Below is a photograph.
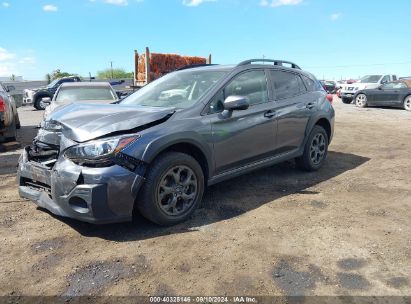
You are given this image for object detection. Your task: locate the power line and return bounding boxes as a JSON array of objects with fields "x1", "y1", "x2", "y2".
[{"x1": 306, "y1": 61, "x2": 411, "y2": 69}]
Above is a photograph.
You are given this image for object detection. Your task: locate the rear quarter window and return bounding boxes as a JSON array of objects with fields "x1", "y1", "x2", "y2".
[{"x1": 301, "y1": 75, "x2": 318, "y2": 92}]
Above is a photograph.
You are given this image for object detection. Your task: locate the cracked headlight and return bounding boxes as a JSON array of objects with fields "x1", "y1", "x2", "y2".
[{"x1": 64, "y1": 135, "x2": 140, "y2": 165}]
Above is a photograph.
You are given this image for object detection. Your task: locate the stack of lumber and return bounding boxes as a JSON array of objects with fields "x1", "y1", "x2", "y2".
[{"x1": 137, "y1": 53, "x2": 206, "y2": 82}]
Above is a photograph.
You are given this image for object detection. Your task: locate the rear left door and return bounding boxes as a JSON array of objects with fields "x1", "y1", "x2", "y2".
[{"x1": 269, "y1": 70, "x2": 314, "y2": 154}]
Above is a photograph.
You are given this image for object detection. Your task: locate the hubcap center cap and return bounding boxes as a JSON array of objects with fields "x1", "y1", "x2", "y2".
[{"x1": 174, "y1": 185, "x2": 184, "y2": 195}]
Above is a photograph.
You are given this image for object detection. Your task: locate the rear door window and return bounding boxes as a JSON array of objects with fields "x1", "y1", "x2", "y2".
[{"x1": 270, "y1": 70, "x2": 306, "y2": 100}]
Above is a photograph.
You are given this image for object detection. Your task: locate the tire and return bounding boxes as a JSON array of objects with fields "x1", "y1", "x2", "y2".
[
  {"x1": 355, "y1": 93, "x2": 367, "y2": 108},
  {"x1": 5, "y1": 118, "x2": 17, "y2": 142},
  {"x1": 136, "y1": 152, "x2": 205, "y2": 226},
  {"x1": 15, "y1": 112, "x2": 21, "y2": 129},
  {"x1": 296, "y1": 125, "x2": 329, "y2": 172},
  {"x1": 403, "y1": 95, "x2": 411, "y2": 111},
  {"x1": 342, "y1": 97, "x2": 351, "y2": 104},
  {"x1": 34, "y1": 96, "x2": 48, "y2": 110}
]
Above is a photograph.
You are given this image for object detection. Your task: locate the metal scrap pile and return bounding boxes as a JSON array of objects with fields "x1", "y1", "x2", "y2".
[{"x1": 137, "y1": 53, "x2": 206, "y2": 83}]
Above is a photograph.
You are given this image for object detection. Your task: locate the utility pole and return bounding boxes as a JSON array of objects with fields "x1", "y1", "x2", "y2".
[{"x1": 110, "y1": 61, "x2": 114, "y2": 79}]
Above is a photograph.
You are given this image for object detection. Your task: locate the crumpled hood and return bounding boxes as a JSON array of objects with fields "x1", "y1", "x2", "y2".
[
  {"x1": 44, "y1": 99, "x2": 117, "y2": 120},
  {"x1": 44, "y1": 103, "x2": 175, "y2": 142}
]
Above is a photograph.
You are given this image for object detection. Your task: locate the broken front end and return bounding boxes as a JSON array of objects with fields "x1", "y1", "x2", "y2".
[{"x1": 17, "y1": 125, "x2": 145, "y2": 224}]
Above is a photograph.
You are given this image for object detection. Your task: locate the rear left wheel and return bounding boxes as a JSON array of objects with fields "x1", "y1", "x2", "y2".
[
  {"x1": 296, "y1": 125, "x2": 329, "y2": 171},
  {"x1": 136, "y1": 152, "x2": 204, "y2": 226}
]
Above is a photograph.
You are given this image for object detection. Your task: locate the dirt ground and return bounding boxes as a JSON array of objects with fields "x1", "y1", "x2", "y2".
[{"x1": 0, "y1": 100, "x2": 410, "y2": 298}]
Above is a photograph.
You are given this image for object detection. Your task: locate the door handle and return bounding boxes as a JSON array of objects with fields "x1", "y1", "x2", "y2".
[
  {"x1": 306, "y1": 102, "x2": 315, "y2": 109},
  {"x1": 264, "y1": 110, "x2": 276, "y2": 118}
]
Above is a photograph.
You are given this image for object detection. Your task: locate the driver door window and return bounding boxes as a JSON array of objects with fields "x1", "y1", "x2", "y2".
[
  {"x1": 381, "y1": 75, "x2": 390, "y2": 84},
  {"x1": 208, "y1": 70, "x2": 268, "y2": 114}
]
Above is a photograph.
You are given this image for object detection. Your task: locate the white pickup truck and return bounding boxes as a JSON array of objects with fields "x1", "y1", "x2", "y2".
[{"x1": 340, "y1": 74, "x2": 397, "y2": 104}]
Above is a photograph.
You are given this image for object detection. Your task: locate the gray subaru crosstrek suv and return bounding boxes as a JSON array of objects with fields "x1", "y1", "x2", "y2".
[{"x1": 17, "y1": 59, "x2": 335, "y2": 225}]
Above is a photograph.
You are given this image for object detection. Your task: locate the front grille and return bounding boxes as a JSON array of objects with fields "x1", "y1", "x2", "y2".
[
  {"x1": 21, "y1": 177, "x2": 51, "y2": 194},
  {"x1": 29, "y1": 141, "x2": 59, "y2": 169}
]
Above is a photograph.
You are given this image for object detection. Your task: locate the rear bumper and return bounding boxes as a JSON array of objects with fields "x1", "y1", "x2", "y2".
[{"x1": 17, "y1": 147, "x2": 144, "y2": 224}]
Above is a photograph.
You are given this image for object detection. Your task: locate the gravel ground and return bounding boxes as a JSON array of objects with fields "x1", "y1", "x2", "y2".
[{"x1": 0, "y1": 100, "x2": 410, "y2": 297}]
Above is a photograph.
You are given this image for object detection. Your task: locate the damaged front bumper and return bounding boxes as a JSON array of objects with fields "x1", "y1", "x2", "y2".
[{"x1": 17, "y1": 146, "x2": 145, "y2": 224}]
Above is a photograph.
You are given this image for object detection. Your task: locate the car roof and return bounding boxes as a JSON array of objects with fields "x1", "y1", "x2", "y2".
[
  {"x1": 59, "y1": 82, "x2": 113, "y2": 88},
  {"x1": 181, "y1": 63, "x2": 314, "y2": 79}
]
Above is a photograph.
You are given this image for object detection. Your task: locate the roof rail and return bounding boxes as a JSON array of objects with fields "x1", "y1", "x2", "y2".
[
  {"x1": 237, "y1": 59, "x2": 301, "y2": 70},
  {"x1": 176, "y1": 64, "x2": 218, "y2": 71}
]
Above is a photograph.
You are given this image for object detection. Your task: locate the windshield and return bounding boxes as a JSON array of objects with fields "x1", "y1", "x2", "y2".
[
  {"x1": 121, "y1": 69, "x2": 228, "y2": 108},
  {"x1": 47, "y1": 79, "x2": 59, "y2": 88},
  {"x1": 359, "y1": 75, "x2": 382, "y2": 83},
  {"x1": 55, "y1": 87, "x2": 117, "y2": 102}
]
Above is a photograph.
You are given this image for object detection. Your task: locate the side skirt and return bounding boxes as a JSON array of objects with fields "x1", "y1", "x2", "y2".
[{"x1": 208, "y1": 149, "x2": 302, "y2": 186}]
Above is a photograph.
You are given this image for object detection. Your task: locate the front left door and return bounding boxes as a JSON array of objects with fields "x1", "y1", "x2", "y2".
[
  {"x1": 374, "y1": 82, "x2": 406, "y2": 105},
  {"x1": 208, "y1": 70, "x2": 277, "y2": 174}
]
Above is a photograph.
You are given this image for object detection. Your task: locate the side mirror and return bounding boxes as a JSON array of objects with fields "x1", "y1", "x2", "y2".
[
  {"x1": 42, "y1": 97, "x2": 52, "y2": 104},
  {"x1": 224, "y1": 95, "x2": 249, "y2": 110},
  {"x1": 221, "y1": 95, "x2": 249, "y2": 118}
]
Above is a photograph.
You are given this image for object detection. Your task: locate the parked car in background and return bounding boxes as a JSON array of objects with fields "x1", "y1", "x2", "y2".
[
  {"x1": 353, "y1": 80, "x2": 411, "y2": 111},
  {"x1": 24, "y1": 76, "x2": 81, "y2": 110},
  {"x1": 340, "y1": 74, "x2": 397, "y2": 104},
  {"x1": 336, "y1": 88, "x2": 341, "y2": 98},
  {"x1": 18, "y1": 59, "x2": 334, "y2": 225},
  {"x1": 320, "y1": 80, "x2": 338, "y2": 94},
  {"x1": 42, "y1": 82, "x2": 119, "y2": 119},
  {"x1": 0, "y1": 83, "x2": 20, "y2": 142}
]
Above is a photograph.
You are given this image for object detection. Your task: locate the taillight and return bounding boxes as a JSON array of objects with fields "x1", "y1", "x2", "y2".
[
  {"x1": 0, "y1": 96, "x2": 6, "y2": 112},
  {"x1": 326, "y1": 94, "x2": 333, "y2": 103}
]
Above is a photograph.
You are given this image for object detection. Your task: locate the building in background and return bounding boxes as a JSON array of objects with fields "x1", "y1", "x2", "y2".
[{"x1": 0, "y1": 76, "x2": 23, "y2": 82}]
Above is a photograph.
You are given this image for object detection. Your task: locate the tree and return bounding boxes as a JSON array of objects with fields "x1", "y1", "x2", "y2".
[
  {"x1": 10, "y1": 74, "x2": 16, "y2": 81},
  {"x1": 46, "y1": 69, "x2": 77, "y2": 81},
  {"x1": 96, "y1": 68, "x2": 133, "y2": 79}
]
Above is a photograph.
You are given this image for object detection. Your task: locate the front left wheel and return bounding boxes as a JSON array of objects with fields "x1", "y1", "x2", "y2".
[
  {"x1": 34, "y1": 97, "x2": 48, "y2": 110},
  {"x1": 355, "y1": 94, "x2": 368, "y2": 108},
  {"x1": 136, "y1": 152, "x2": 204, "y2": 226}
]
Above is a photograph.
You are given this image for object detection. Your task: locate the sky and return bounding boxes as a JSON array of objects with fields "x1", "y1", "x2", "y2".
[{"x1": 1, "y1": 0, "x2": 411, "y2": 80}]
